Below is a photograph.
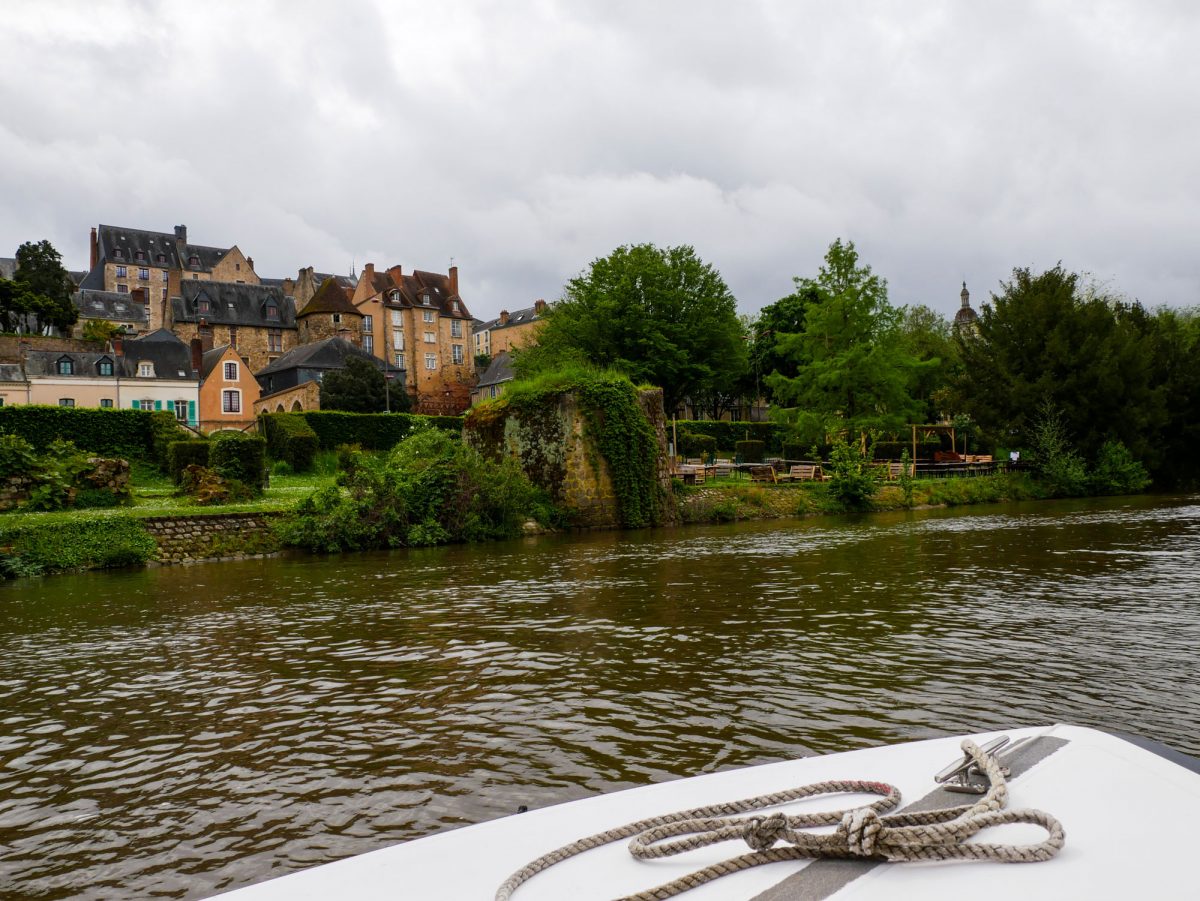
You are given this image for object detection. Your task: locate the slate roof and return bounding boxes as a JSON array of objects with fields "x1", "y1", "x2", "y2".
[
  {"x1": 255, "y1": 337, "x2": 401, "y2": 378},
  {"x1": 121, "y1": 329, "x2": 197, "y2": 380},
  {"x1": 200, "y1": 344, "x2": 234, "y2": 380},
  {"x1": 97, "y1": 224, "x2": 181, "y2": 268},
  {"x1": 174, "y1": 281, "x2": 296, "y2": 328},
  {"x1": 297, "y1": 278, "x2": 360, "y2": 317},
  {"x1": 475, "y1": 351, "x2": 514, "y2": 389},
  {"x1": 78, "y1": 266, "x2": 106, "y2": 290},
  {"x1": 475, "y1": 302, "x2": 546, "y2": 332},
  {"x1": 24, "y1": 350, "x2": 121, "y2": 379},
  {"x1": 368, "y1": 269, "x2": 473, "y2": 320},
  {"x1": 0, "y1": 363, "x2": 28, "y2": 383},
  {"x1": 74, "y1": 290, "x2": 151, "y2": 325}
]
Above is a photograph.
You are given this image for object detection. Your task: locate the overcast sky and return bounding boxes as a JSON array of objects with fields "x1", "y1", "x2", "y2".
[{"x1": 2, "y1": 1, "x2": 1198, "y2": 321}]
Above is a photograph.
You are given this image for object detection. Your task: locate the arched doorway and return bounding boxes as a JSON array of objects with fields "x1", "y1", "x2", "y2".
[{"x1": 291, "y1": 400, "x2": 303, "y2": 412}]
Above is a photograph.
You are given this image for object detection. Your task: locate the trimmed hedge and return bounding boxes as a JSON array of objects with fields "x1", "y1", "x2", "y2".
[
  {"x1": 735, "y1": 440, "x2": 765, "y2": 463},
  {"x1": 675, "y1": 420, "x2": 786, "y2": 452},
  {"x1": 297, "y1": 411, "x2": 463, "y2": 450},
  {"x1": 167, "y1": 440, "x2": 211, "y2": 483},
  {"x1": 678, "y1": 432, "x2": 717, "y2": 458},
  {"x1": 210, "y1": 433, "x2": 267, "y2": 489},
  {"x1": 260, "y1": 413, "x2": 318, "y2": 472},
  {"x1": 0, "y1": 516, "x2": 157, "y2": 578},
  {"x1": 0, "y1": 405, "x2": 157, "y2": 459}
]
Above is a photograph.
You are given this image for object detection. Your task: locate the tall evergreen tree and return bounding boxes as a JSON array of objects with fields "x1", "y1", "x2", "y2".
[{"x1": 12, "y1": 240, "x2": 78, "y2": 332}]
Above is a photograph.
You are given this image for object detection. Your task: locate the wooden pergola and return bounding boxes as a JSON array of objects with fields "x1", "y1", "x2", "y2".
[{"x1": 911, "y1": 423, "x2": 957, "y2": 461}]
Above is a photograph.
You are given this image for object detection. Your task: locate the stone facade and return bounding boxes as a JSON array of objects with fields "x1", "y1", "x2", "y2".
[
  {"x1": 253, "y1": 379, "x2": 320, "y2": 414},
  {"x1": 466, "y1": 387, "x2": 675, "y2": 529},
  {"x1": 140, "y1": 512, "x2": 281, "y2": 565}
]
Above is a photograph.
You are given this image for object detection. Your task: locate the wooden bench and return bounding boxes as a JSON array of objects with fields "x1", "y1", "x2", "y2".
[
  {"x1": 748, "y1": 465, "x2": 776, "y2": 484},
  {"x1": 787, "y1": 464, "x2": 823, "y2": 481}
]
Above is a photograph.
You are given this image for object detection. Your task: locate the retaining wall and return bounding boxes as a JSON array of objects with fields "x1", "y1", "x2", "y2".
[{"x1": 140, "y1": 512, "x2": 281, "y2": 564}]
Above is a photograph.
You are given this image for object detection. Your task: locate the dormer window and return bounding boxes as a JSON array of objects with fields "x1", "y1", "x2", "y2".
[
  {"x1": 97, "y1": 357, "x2": 114, "y2": 376},
  {"x1": 423, "y1": 293, "x2": 431, "y2": 305},
  {"x1": 266, "y1": 303, "x2": 279, "y2": 320},
  {"x1": 189, "y1": 255, "x2": 200, "y2": 267},
  {"x1": 135, "y1": 250, "x2": 146, "y2": 261},
  {"x1": 452, "y1": 301, "x2": 460, "y2": 312},
  {"x1": 156, "y1": 253, "x2": 167, "y2": 263},
  {"x1": 113, "y1": 248, "x2": 124, "y2": 260},
  {"x1": 138, "y1": 362, "x2": 155, "y2": 377},
  {"x1": 197, "y1": 295, "x2": 211, "y2": 314},
  {"x1": 390, "y1": 290, "x2": 401, "y2": 302},
  {"x1": 56, "y1": 356, "x2": 74, "y2": 375}
]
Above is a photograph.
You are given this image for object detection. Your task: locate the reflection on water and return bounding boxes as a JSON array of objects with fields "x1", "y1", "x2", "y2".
[{"x1": 1, "y1": 494, "x2": 1198, "y2": 898}]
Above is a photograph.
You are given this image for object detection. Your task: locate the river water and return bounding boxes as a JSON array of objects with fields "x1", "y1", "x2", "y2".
[{"x1": 1, "y1": 494, "x2": 1198, "y2": 898}]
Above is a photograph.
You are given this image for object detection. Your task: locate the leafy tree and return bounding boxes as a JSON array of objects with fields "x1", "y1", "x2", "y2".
[
  {"x1": 10, "y1": 240, "x2": 78, "y2": 333},
  {"x1": 954, "y1": 266, "x2": 1161, "y2": 462},
  {"x1": 516, "y1": 244, "x2": 747, "y2": 415},
  {"x1": 767, "y1": 239, "x2": 927, "y2": 436},
  {"x1": 82, "y1": 319, "x2": 124, "y2": 343},
  {"x1": 319, "y1": 356, "x2": 409, "y2": 413},
  {"x1": 898, "y1": 304, "x2": 957, "y2": 422},
  {"x1": 1141, "y1": 306, "x2": 1200, "y2": 488},
  {"x1": 1028, "y1": 401, "x2": 1089, "y2": 497},
  {"x1": 749, "y1": 284, "x2": 821, "y2": 402},
  {"x1": 474, "y1": 352, "x2": 492, "y2": 371}
]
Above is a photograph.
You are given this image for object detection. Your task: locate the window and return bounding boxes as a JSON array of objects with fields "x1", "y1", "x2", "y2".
[
  {"x1": 56, "y1": 357, "x2": 74, "y2": 375},
  {"x1": 363, "y1": 334, "x2": 374, "y2": 353},
  {"x1": 189, "y1": 254, "x2": 200, "y2": 267},
  {"x1": 235, "y1": 262, "x2": 240, "y2": 271},
  {"x1": 139, "y1": 398, "x2": 154, "y2": 410},
  {"x1": 58, "y1": 398, "x2": 75, "y2": 407},
  {"x1": 224, "y1": 361, "x2": 239, "y2": 380},
  {"x1": 268, "y1": 329, "x2": 282, "y2": 352},
  {"x1": 100, "y1": 398, "x2": 113, "y2": 409},
  {"x1": 489, "y1": 385, "x2": 498, "y2": 399},
  {"x1": 228, "y1": 326, "x2": 238, "y2": 349},
  {"x1": 113, "y1": 249, "x2": 124, "y2": 260},
  {"x1": 117, "y1": 284, "x2": 128, "y2": 294},
  {"x1": 138, "y1": 362, "x2": 154, "y2": 377},
  {"x1": 363, "y1": 315, "x2": 373, "y2": 331},
  {"x1": 423, "y1": 310, "x2": 434, "y2": 323},
  {"x1": 450, "y1": 319, "x2": 462, "y2": 338},
  {"x1": 332, "y1": 313, "x2": 342, "y2": 324},
  {"x1": 424, "y1": 331, "x2": 435, "y2": 343},
  {"x1": 138, "y1": 268, "x2": 149, "y2": 280},
  {"x1": 115, "y1": 265, "x2": 127, "y2": 277},
  {"x1": 395, "y1": 354, "x2": 406, "y2": 369},
  {"x1": 222, "y1": 390, "x2": 241, "y2": 413},
  {"x1": 162, "y1": 288, "x2": 167, "y2": 301},
  {"x1": 198, "y1": 297, "x2": 210, "y2": 313},
  {"x1": 424, "y1": 353, "x2": 437, "y2": 370},
  {"x1": 452, "y1": 301, "x2": 460, "y2": 313},
  {"x1": 156, "y1": 253, "x2": 166, "y2": 263},
  {"x1": 390, "y1": 310, "x2": 401, "y2": 327},
  {"x1": 266, "y1": 304, "x2": 279, "y2": 320},
  {"x1": 97, "y1": 358, "x2": 113, "y2": 376},
  {"x1": 452, "y1": 344, "x2": 464, "y2": 365},
  {"x1": 392, "y1": 330, "x2": 403, "y2": 350},
  {"x1": 422, "y1": 293, "x2": 431, "y2": 305},
  {"x1": 135, "y1": 250, "x2": 146, "y2": 261},
  {"x1": 174, "y1": 400, "x2": 188, "y2": 421}
]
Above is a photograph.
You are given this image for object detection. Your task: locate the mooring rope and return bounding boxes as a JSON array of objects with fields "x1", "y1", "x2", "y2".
[{"x1": 495, "y1": 739, "x2": 1064, "y2": 901}]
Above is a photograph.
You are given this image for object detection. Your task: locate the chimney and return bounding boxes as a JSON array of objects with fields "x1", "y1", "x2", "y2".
[
  {"x1": 499, "y1": 309, "x2": 509, "y2": 326},
  {"x1": 174, "y1": 224, "x2": 187, "y2": 244},
  {"x1": 387, "y1": 264, "x2": 403, "y2": 285},
  {"x1": 534, "y1": 298, "x2": 546, "y2": 315},
  {"x1": 363, "y1": 262, "x2": 375, "y2": 286},
  {"x1": 90, "y1": 227, "x2": 99, "y2": 269},
  {"x1": 190, "y1": 337, "x2": 203, "y2": 373},
  {"x1": 449, "y1": 264, "x2": 459, "y2": 295},
  {"x1": 199, "y1": 318, "x2": 213, "y2": 352},
  {"x1": 113, "y1": 336, "x2": 123, "y2": 357},
  {"x1": 247, "y1": 256, "x2": 254, "y2": 271}
]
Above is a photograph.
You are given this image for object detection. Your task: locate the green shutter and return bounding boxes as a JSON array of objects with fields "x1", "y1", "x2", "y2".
[
  {"x1": 154, "y1": 400, "x2": 162, "y2": 411},
  {"x1": 188, "y1": 400, "x2": 196, "y2": 426},
  {"x1": 132, "y1": 400, "x2": 140, "y2": 410}
]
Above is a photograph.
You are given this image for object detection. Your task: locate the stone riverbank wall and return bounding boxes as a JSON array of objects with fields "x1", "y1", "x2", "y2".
[{"x1": 140, "y1": 512, "x2": 282, "y2": 565}]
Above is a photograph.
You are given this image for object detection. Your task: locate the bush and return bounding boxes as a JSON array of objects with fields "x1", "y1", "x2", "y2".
[
  {"x1": 278, "y1": 428, "x2": 557, "y2": 552},
  {"x1": 827, "y1": 437, "x2": 881, "y2": 509},
  {"x1": 1030, "y1": 402, "x2": 1088, "y2": 497},
  {"x1": 0, "y1": 516, "x2": 156, "y2": 578},
  {"x1": 167, "y1": 440, "x2": 211, "y2": 483},
  {"x1": 735, "y1": 440, "x2": 765, "y2": 463},
  {"x1": 297, "y1": 411, "x2": 463, "y2": 451},
  {"x1": 261, "y1": 413, "x2": 318, "y2": 472},
  {"x1": 149, "y1": 411, "x2": 189, "y2": 471},
  {"x1": 1090, "y1": 440, "x2": 1151, "y2": 495},
  {"x1": 678, "y1": 432, "x2": 717, "y2": 459},
  {"x1": 675, "y1": 420, "x2": 785, "y2": 452},
  {"x1": 0, "y1": 405, "x2": 157, "y2": 459},
  {"x1": 209, "y1": 433, "x2": 267, "y2": 492},
  {"x1": 177, "y1": 464, "x2": 255, "y2": 506}
]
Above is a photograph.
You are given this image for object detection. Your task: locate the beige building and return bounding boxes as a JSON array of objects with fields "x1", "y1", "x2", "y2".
[
  {"x1": 473, "y1": 300, "x2": 548, "y2": 359},
  {"x1": 350, "y1": 263, "x2": 475, "y2": 414}
]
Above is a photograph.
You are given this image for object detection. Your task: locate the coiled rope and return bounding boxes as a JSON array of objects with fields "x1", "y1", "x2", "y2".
[{"x1": 495, "y1": 739, "x2": 1064, "y2": 901}]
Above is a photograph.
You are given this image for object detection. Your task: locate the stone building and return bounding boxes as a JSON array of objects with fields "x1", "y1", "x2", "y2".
[
  {"x1": 253, "y1": 336, "x2": 403, "y2": 413},
  {"x1": 80, "y1": 224, "x2": 261, "y2": 332},
  {"x1": 263, "y1": 267, "x2": 357, "y2": 313},
  {"x1": 349, "y1": 263, "x2": 475, "y2": 414},
  {"x1": 473, "y1": 299, "x2": 548, "y2": 359},
  {"x1": 72, "y1": 289, "x2": 151, "y2": 338},
  {"x1": 296, "y1": 277, "x2": 363, "y2": 346},
  {"x1": 170, "y1": 281, "x2": 297, "y2": 373},
  {"x1": 954, "y1": 282, "x2": 979, "y2": 334}
]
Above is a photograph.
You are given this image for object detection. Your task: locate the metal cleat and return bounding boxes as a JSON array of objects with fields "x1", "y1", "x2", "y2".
[{"x1": 934, "y1": 735, "x2": 1012, "y2": 794}]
